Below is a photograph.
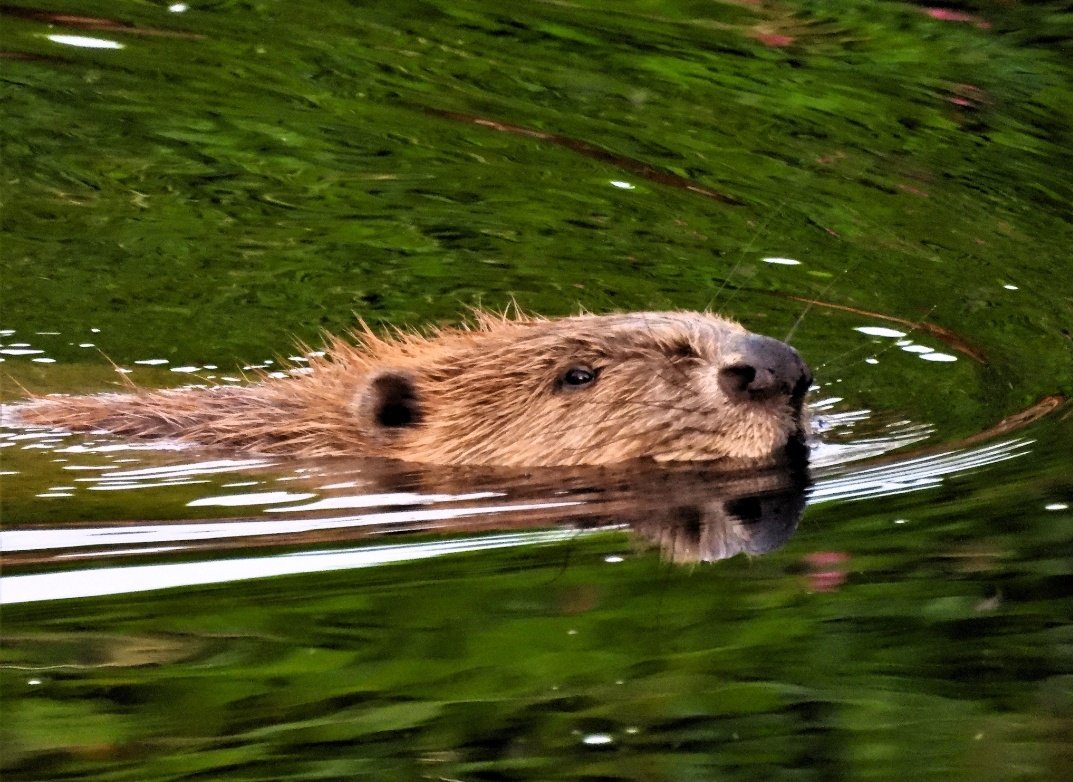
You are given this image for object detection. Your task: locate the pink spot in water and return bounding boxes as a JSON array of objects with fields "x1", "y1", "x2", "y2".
[
  {"x1": 897, "y1": 182, "x2": 929, "y2": 198},
  {"x1": 947, "y1": 82, "x2": 988, "y2": 109},
  {"x1": 816, "y1": 151, "x2": 847, "y2": 166},
  {"x1": 922, "y1": 7, "x2": 990, "y2": 29},
  {"x1": 809, "y1": 571, "x2": 847, "y2": 592},
  {"x1": 804, "y1": 551, "x2": 850, "y2": 592},
  {"x1": 805, "y1": 551, "x2": 849, "y2": 567},
  {"x1": 752, "y1": 32, "x2": 795, "y2": 48}
]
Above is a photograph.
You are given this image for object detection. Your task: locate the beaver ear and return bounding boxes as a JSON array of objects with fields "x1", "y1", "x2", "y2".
[{"x1": 355, "y1": 369, "x2": 423, "y2": 432}]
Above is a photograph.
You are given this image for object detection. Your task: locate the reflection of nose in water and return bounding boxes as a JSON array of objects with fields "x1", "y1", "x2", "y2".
[
  {"x1": 622, "y1": 465, "x2": 809, "y2": 564},
  {"x1": 362, "y1": 456, "x2": 812, "y2": 565}
]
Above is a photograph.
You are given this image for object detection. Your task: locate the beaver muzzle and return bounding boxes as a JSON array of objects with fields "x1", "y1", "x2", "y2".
[{"x1": 717, "y1": 334, "x2": 812, "y2": 407}]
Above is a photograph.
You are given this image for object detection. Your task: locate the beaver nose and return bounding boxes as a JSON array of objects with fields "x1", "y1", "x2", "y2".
[{"x1": 718, "y1": 335, "x2": 812, "y2": 403}]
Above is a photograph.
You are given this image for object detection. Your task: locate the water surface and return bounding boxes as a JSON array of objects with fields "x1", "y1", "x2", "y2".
[{"x1": 1, "y1": 1, "x2": 1072, "y2": 779}]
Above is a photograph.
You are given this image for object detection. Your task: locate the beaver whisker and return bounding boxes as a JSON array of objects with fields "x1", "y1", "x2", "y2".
[
  {"x1": 814, "y1": 304, "x2": 938, "y2": 373},
  {"x1": 707, "y1": 200, "x2": 790, "y2": 314},
  {"x1": 782, "y1": 261, "x2": 858, "y2": 346}
]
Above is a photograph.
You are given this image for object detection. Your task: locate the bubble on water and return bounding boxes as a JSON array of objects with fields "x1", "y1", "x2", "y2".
[{"x1": 919, "y1": 352, "x2": 957, "y2": 362}]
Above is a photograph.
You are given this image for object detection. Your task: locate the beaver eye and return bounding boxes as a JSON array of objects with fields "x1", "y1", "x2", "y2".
[{"x1": 562, "y1": 367, "x2": 597, "y2": 388}]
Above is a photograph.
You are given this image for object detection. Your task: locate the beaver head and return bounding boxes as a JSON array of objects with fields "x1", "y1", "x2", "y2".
[
  {"x1": 347, "y1": 311, "x2": 811, "y2": 466},
  {"x1": 12, "y1": 311, "x2": 811, "y2": 467}
]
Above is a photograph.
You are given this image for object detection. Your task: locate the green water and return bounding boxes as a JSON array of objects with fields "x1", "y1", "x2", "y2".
[{"x1": 2, "y1": 1, "x2": 1072, "y2": 779}]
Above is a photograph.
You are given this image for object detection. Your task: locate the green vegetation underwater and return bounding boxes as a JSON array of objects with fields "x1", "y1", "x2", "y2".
[{"x1": 1, "y1": 1, "x2": 1072, "y2": 780}]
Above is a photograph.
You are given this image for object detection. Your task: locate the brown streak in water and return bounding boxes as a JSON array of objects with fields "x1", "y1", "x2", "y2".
[
  {"x1": 751, "y1": 293, "x2": 1067, "y2": 459},
  {"x1": 768, "y1": 292, "x2": 988, "y2": 363},
  {"x1": 0, "y1": 50, "x2": 70, "y2": 62},
  {"x1": 0, "y1": 4, "x2": 206, "y2": 39},
  {"x1": 424, "y1": 107, "x2": 744, "y2": 206},
  {"x1": 826, "y1": 393, "x2": 1069, "y2": 472},
  {"x1": 956, "y1": 394, "x2": 1068, "y2": 447}
]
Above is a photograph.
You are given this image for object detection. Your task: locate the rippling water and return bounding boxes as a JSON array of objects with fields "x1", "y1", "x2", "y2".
[{"x1": 2, "y1": 1, "x2": 1072, "y2": 780}]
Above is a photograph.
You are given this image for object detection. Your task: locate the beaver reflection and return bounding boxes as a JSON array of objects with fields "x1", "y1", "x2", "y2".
[
  {"x1": 573, "y1": 462, "x2": 809, "y2": 564},
  {"x1": 626, "y1": 477, "x2": 807, "y2": 564},
  {"x1": 349, "y1": 456, "x2": 810, "y2": 565}
]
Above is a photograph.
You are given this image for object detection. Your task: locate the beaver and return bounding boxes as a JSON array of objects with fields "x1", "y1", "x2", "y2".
[{"x1": 9, "y1": 311, "x2": 812, "y2": 467}]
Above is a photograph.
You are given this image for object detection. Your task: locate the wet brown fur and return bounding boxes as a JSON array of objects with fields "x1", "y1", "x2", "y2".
[{"x1": 9, "y1": 310, "x2": 809, "y2": 467}]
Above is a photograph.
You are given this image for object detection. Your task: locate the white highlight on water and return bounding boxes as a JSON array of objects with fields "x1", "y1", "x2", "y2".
[
  {"x1": 187, "y1": 491, "x2": 316, "y2": 507},
  {"x1": 854, "y1": 326, "x2": 906, "y2": 338},
  {"x1": 0, "y1": 528, "x2": 607, "y2": 604},
  {"x1": 47, "y1": 35, "x2": 124, "y2": 49}
]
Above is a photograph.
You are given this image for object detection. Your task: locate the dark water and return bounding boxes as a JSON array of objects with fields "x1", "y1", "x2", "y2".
[{"x1": 2, "y1": 1, "x2": 1072, "y2": 779}]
